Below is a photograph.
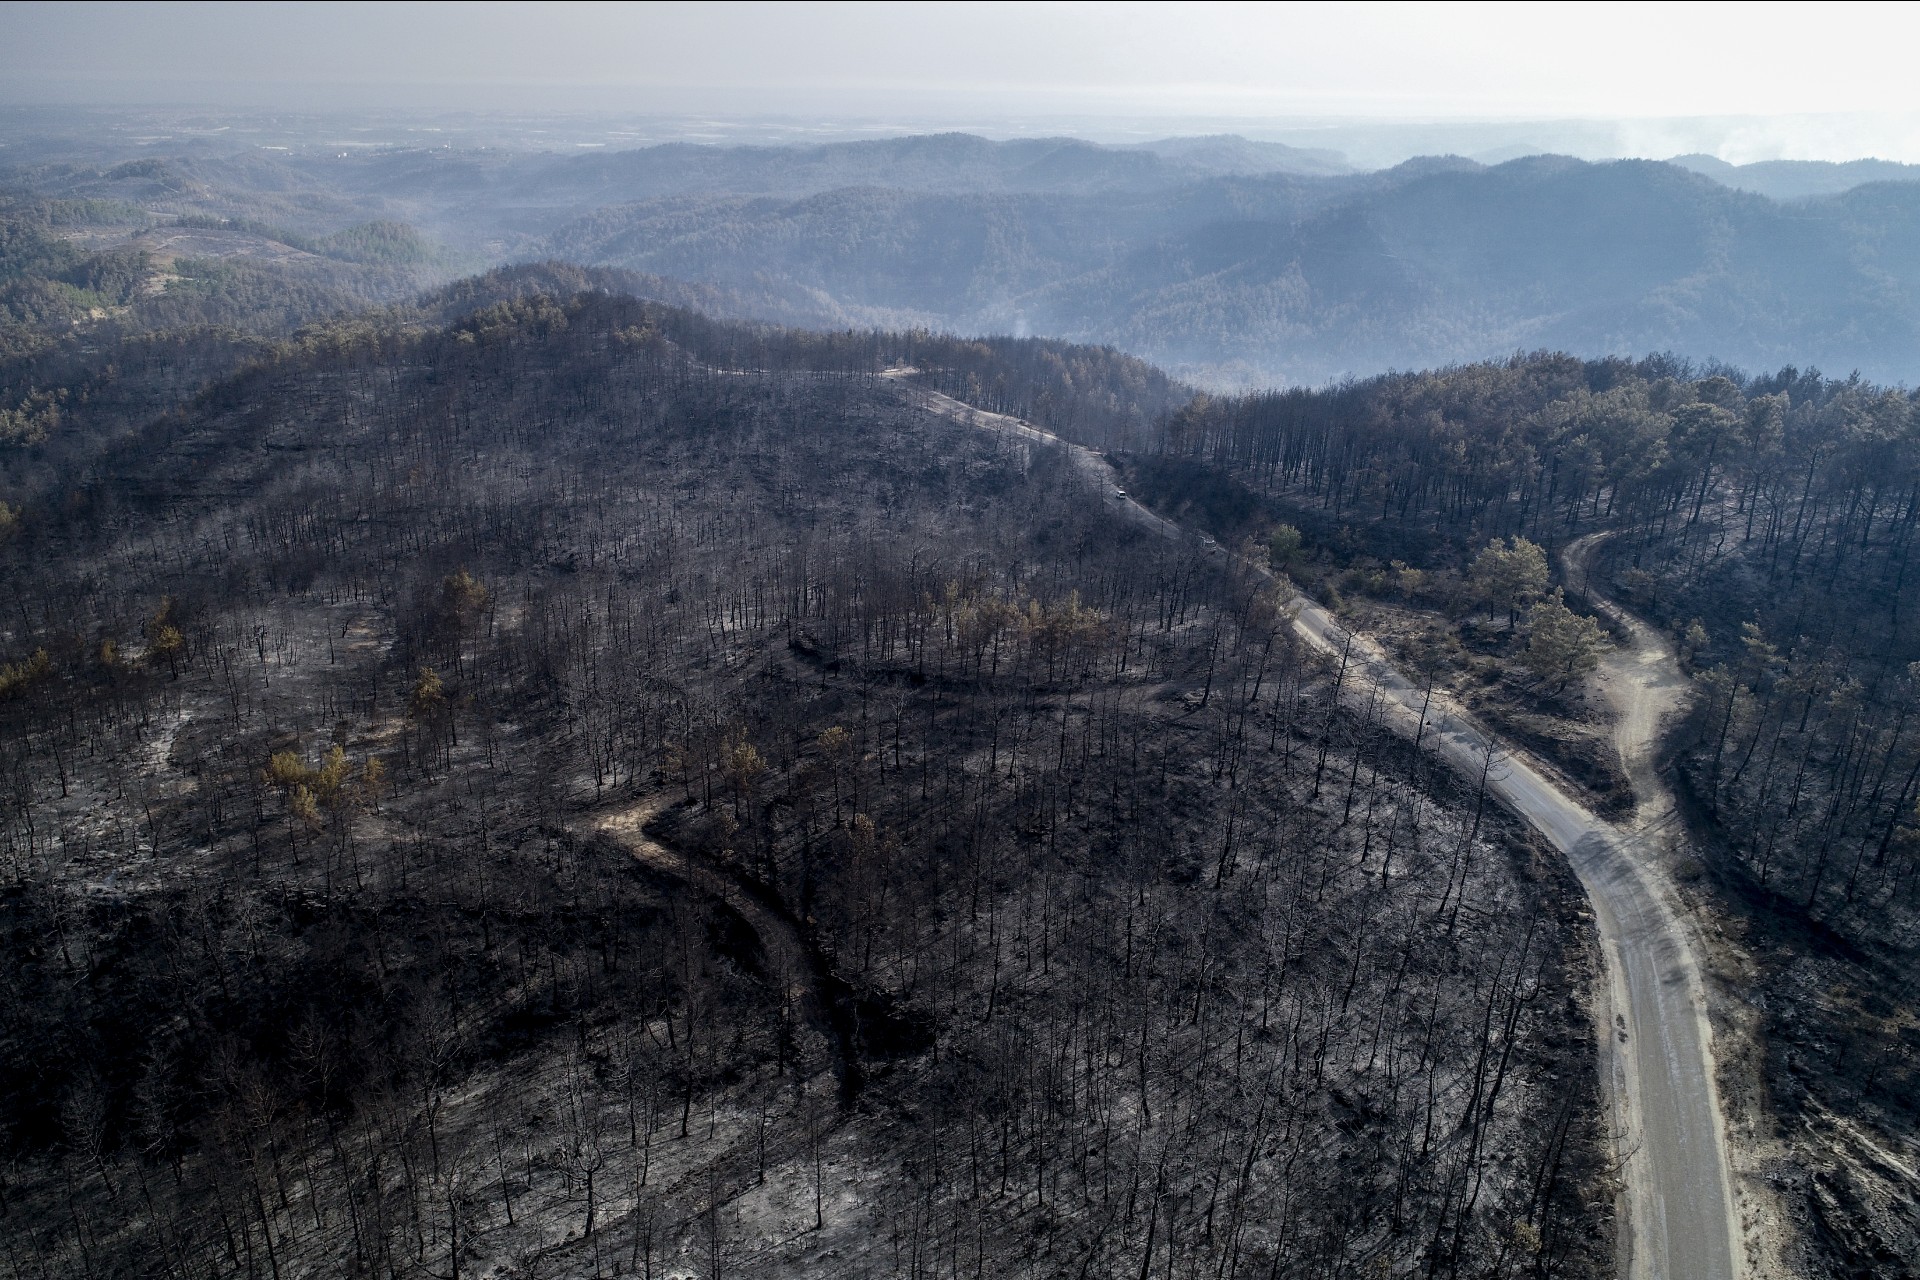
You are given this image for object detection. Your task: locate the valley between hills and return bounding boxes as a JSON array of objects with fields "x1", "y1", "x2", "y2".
[{"x1": 5, "y1": 115, "x2": 1920, "y2": 1280}]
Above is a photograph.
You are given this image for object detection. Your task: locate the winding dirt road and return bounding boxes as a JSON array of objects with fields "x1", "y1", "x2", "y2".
[
  {"x1": 894, "y1": 376, "x2": 1742, "y2": 1280},
  {"x1": 1561, "y1": 533, "x2": 1744, "y2": 1279},
  {"x1": 583, "y1": 798, "x2": 864, "y2": 1103}
]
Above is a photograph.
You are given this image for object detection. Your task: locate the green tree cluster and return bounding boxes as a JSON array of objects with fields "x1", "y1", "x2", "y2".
[
  {"x1": 1520, "y1": 590, "x2": 1610, "y2": 689},
  {"x1": 1267, "y1": 523, "x2": 1303, "y2": 571},
  {"x1": 1470, "y1": 537, "x2": 1548, "y2": 628}
]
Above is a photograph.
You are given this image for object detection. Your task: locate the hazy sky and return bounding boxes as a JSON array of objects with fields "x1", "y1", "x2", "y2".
[{"x1": 6, "y1": 2, "x2": 1920, "y2": 157}]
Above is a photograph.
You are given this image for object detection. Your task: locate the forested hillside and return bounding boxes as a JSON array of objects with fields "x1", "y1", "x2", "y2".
[
  {"x1": 11, "y1": 120, "x2": 1920, "y2": 388},
  {"x1": 1671, "y1": 154, "x2": 1920, "y2": 201},
  {"x1": 0, "y1": 191, "x2": 455, "y2": 348},
  {"x1": 1156, "y1": 355, "x2": 1920, "y2": 1275},
  {"x1": 0, "y1": 286, "x2": 1608, "y2": 1278},
  {"x1": 0, "y1": 187, "x2": 486, "y2": 530},
  {"x1": 539, "y1": 155, "x2": 1920, "y2": 387},
  {"x1": 8, "y1": 105, "x2": 1920, "y2": 1279}
]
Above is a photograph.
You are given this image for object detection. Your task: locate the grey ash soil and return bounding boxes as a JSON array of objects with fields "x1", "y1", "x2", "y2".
[
  {"x1": 0, "y1": 311, "x2": 1614, "y2": 1280},
  {"x1": 933, "y1": 388, "x2": 1741, "y2": 1280}
]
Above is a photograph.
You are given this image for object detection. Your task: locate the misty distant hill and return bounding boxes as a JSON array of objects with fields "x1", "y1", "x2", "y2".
[
  {"x1": 1669, "y1": 153, "x2": 1920, "y2": 201},
  {"x1": 1122, "y1": 134, "x2": 1351, "y2": 177},
  {"x1": 305, "y1": 131, "x2": 1355, "y2": 219},
  {"x1": 13, "y1": 126, "x2": 1920, "y2": 386},
  {"x1": 542, "y1": 153, "x2": 1920, "y2": 386}
]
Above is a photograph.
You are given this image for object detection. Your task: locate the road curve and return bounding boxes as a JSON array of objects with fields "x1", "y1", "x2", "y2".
[
  {"x1": 582, "y1": 798, "x2": 866, "y2": 1104},
  {"x1": 894, "y1": 375, "x2": 1741, "y2": 1280}
]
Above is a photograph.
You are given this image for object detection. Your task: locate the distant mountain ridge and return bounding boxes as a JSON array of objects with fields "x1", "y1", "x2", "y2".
[
  {"x1": 197, "y1": 131, "x2": 1357, "y2": 220},
  {"x1": 12, "y1": 129, "x2": 1920, "y2": 387},
  {"x1": 540, "y1": 153, "x2": 1920, "y2": 387},
  {"x1": 1668, "y1": 153, "x2": 1920, "y2": 201}
]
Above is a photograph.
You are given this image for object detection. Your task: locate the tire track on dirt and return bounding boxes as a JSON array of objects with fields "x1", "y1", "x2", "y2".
[{"x1": 581, "y1": 798, "x2": 866, "y2": 1105}]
